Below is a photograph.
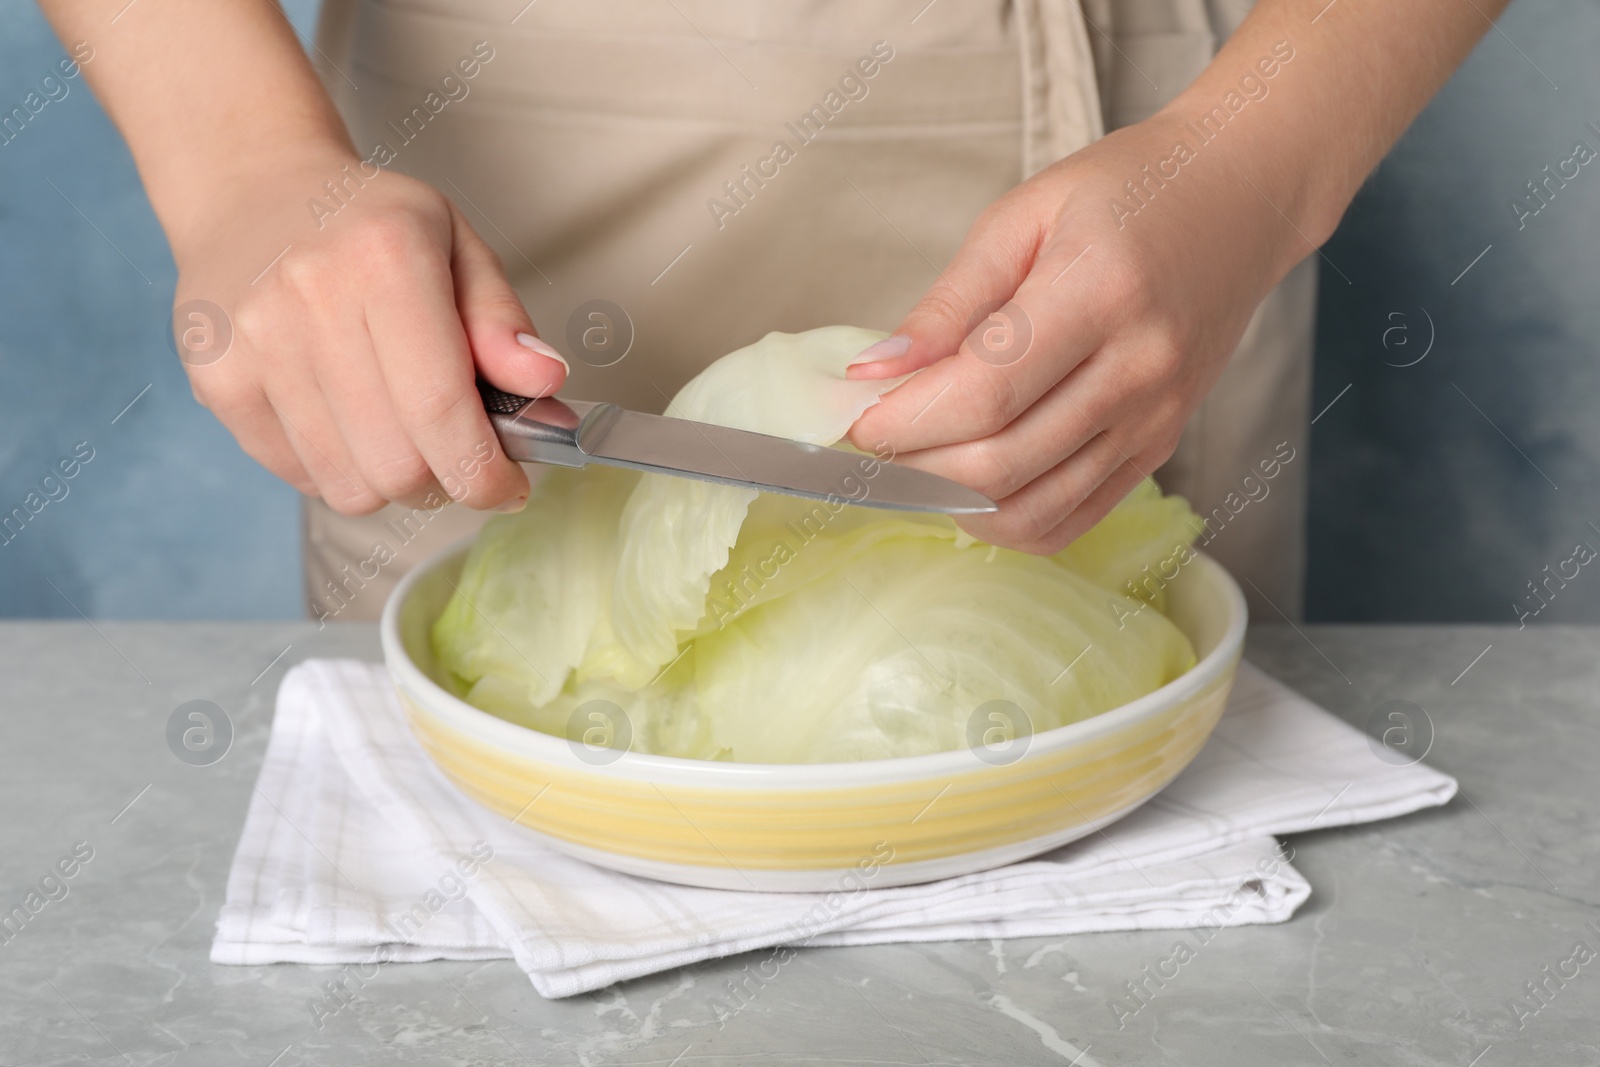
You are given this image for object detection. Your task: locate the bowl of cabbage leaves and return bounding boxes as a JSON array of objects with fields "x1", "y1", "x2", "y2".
[{"x1": 381, "y1": 327, "x2": 1247, "y2": 890}]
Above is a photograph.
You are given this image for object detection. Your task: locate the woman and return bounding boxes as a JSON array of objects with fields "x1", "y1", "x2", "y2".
[{"x1": 38, "y1": 0, "x2": 1505, "y2": 622}]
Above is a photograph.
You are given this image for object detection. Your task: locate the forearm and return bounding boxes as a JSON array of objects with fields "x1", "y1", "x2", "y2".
[
  {"x1": 1162, "y1": 0, "x2": 1510, "y2": 253},
  {"x1": 35, "y1": 0, "x2": 355, "y2": 253}
]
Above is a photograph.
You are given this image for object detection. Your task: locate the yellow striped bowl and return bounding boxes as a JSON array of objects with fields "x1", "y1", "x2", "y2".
[{"x1": 381, "y1": 543, "x2": 1246, "y2": 891}]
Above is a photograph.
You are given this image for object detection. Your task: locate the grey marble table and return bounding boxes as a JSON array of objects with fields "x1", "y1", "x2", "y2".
[{"x1": 0, "y1": 621, "x2": 1595, "y2": 1066}]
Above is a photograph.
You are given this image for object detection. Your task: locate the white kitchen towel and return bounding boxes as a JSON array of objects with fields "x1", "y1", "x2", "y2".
[{"x1": 213, "y1": 659, "x2": 1457, "y2": 998}]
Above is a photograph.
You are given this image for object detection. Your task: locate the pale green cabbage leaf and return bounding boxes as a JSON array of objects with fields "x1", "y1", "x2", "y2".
[{"x1": 430, "y1": 325, "x2": 1201, "y2": 763}]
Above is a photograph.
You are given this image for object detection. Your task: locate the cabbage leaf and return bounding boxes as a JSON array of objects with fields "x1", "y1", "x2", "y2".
[{"x1": 430, "y1": 326, "x2": 1201, "y2": 763}]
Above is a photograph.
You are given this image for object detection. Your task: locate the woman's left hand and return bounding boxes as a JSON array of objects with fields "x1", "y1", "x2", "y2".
[{"x1": 846, "y1": 110, "x2": 1311, "y2": 553}]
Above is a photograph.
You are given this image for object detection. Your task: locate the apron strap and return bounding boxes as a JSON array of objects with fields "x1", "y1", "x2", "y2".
[
  {"x1": 312, "y1": 0, "x2": 361, "y2": 113},
  {"x1": 1020, "y1": 0, "x2": 1235, "y2": 172},
  {"x1": 1016, "y1": 0, "x2": 1106, "y2": 177}
]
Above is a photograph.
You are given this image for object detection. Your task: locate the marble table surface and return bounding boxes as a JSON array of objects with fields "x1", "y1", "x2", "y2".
[{"x1": 0, "y1": 621, "x2": 1595, "y2": 1066}]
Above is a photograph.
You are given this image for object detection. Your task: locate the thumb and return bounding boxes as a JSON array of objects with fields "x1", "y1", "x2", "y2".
[
  {"x1": 449, "y1": 204, "x2": 569, "y2": 398},
  {"x1": 846, "y1": 202, "x2": 1038, "y2": 382}
]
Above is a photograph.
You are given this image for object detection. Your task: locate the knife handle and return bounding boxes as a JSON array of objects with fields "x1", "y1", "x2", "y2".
[{"x1": 477, "y1": 381, "x2": 618, "y2": 468}]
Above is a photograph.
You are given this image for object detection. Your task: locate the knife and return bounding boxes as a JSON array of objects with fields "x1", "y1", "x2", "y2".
[{"x1": 479, "y1": 382, "x2": 997, "y2": 515}]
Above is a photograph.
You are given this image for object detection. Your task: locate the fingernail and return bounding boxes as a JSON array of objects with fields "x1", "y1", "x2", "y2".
[
  {"x1": 849, "y1": 334, "x2": 912, "y2": 366},
  {"x1": 516, "y1": 332, "x2": 569, "y2": 372},
  {"x1": 492, "y1": 494, "x2": 528, "y2": 514}
]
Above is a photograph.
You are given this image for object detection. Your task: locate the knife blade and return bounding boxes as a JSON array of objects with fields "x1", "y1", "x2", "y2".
[{"x1": 479, "y1": 382, "x2": 997, "y2": 515}]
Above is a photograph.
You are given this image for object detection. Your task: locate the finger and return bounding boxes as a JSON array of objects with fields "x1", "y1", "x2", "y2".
[
  {"x1": 884, "y1": 367, "x2": 1125, "y2": 501},
  {"x1": 846, "y1": 195, "x2": 1041, "y2": 383},
  {"x1": 849, "y1": 238, "x2": 1108, "y2": 455},
  {"x1": 450, "y1": 203, "x2": 567, "y2": 399},
  {"x1": 962, "y1": 324, "x2": 1198, "y2": 497},
  {"x1": 362, "y1": 218, "x2": 530, "y2": 511},
  {"x1": 189, "y1": 351, "x2": 318, "y2": 494},
  {"x1": 1013, "y1": 457, "x2": 1154, "y2": 556},
  {"x1": 954, "y1": 431, "x2": 1141, "y2": 552},
  {"x1": 210, "y1": 301, "x2": 374, "y2": 509},
  {"x1": 309, "y1": 320, "x2": 448, "y2": 510},
  {"x1": 264, "y1": 388, "x2": 384, "y2": 515},
  {"x1": 207, "y1": 381, "x2": 319, "y2": 496}
]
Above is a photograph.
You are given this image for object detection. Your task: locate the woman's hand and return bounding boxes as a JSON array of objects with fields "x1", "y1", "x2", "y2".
[
  {"x1": 171, "y1": 147, "x2": 567, "y2": 515},
  {"x1": 849, "y1": 0, "x2": 1513, "y2": 556},
  {"x1": 847, "y1": 111, "x2": 1308, "y2": 553}
]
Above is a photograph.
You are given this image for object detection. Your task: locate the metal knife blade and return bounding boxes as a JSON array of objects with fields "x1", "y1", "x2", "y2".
[{"x1": 479, "y1": 382, "x2": 997, "y2": 515}]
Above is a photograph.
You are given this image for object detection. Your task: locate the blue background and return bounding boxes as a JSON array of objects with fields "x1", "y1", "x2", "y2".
[
  {"x1": 0, "y1": 1, "x2": 1594, "y2": 622},
  {"x1": 1305, "y1": 0, "x2": 1600, "y2": 623}
]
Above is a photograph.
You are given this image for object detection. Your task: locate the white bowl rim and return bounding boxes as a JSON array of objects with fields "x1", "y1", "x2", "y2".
[{"x1": 380, "y1": 535, "x2": 1247, "y2": 790}]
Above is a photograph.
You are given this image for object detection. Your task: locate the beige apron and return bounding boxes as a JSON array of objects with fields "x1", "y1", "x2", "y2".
[{"x1": 303, "y1": 0, "x2": 1314, "y2": 624}]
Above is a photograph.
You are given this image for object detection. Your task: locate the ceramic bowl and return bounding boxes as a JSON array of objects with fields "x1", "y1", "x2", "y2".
[{"x1": 381, "y1": 542, "x2": 1246, "y2": 891}]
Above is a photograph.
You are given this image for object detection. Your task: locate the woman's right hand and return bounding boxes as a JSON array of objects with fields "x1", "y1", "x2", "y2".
[{"x1": 170, "y1": 147, "x2": 566, "y2": 515}]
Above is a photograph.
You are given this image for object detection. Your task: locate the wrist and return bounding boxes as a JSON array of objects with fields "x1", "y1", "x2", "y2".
[
  {"x1": 1152, "y1": 17, "x2": 1372, "y2": 254},
  {"x1": 159, "y1": 134, "x2": 361, "y2": 264},
  {"x1": 1149, "y1": 84, "x2": 1346, "y2": 278}
]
